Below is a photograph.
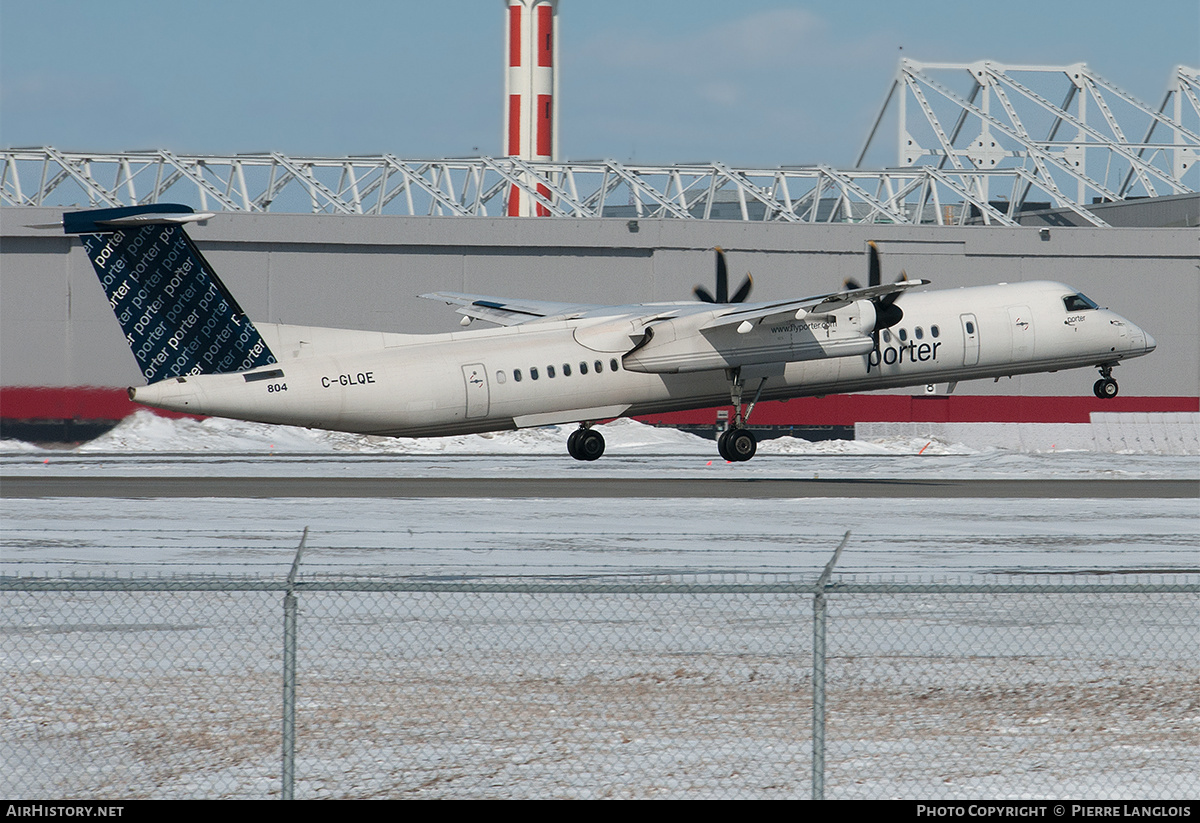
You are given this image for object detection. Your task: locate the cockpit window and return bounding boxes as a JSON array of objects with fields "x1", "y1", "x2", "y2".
[{"x1": 1063, "y1": 293, "x2": 1099, "y2": 312}]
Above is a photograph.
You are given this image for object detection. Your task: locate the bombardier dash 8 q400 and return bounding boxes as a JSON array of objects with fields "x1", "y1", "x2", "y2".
[{"x1": 55, "y1": 204, "x2": 1155, "y2": 461}]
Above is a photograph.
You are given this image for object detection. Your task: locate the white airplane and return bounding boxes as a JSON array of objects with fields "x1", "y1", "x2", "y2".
[{"x1": 57, "y1": 204, "x2": 1155, "y2": 461}]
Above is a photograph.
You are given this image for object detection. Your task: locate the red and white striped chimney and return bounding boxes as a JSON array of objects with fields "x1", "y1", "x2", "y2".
[{"x1": 504, "y1": 0, "x2": 558, "y2": 216}]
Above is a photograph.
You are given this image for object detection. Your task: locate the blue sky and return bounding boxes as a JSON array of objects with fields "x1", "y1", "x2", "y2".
[{"x1": 1, "y1": 0, "x2": 1196, "y2": 168}]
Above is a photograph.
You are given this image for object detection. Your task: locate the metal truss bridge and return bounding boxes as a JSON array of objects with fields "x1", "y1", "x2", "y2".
[{"x1": 4, "y1": 62, "x2": 1196, "y2": 228}]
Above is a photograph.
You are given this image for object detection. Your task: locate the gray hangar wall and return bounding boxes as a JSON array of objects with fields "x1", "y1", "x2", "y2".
[{"x1": 1, "y1": 207, "x2": 1196, "y2": 400}]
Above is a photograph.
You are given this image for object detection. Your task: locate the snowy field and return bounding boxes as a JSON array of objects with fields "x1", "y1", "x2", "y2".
[
  {"x1": 2, "y1": 412, "x2": 1196, "y2": 578},
  {"x1": 2, "y1": 414, "x2": 1198, "y2": 799}
]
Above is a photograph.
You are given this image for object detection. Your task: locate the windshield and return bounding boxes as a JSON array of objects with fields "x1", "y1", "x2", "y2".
[{"x1": 1063, "y1": 293, "x2": 1099, "y2": 312}]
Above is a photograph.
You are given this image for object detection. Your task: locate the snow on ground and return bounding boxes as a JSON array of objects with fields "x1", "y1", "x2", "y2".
[
  {"x1": 4, "y1": 410, "x2": 1198, "y2": 481},
  {"x1": 3, "y1": 413, "x2": 1198, "y2": 798},
  {"x1": 3, "y1": 494, "x2": 1198, "y2": 579},
  {"x1": 0, "y1": 408, "x2": 1106, "y2": 456},
  {"x1": 2, "y1": 411, "x2": 1196, "y2": 578},
  {"x1": 7, "y1": 585, "x2": 1196, "y2": 799}
]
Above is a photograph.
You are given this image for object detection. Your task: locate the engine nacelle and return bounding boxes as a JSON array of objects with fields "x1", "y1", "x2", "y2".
[
  {"x1": 623, "y1": 306, "x2": 875, "y2": 374},
  {"x1": 852, "y1": 299, "x2": 878, "y2": 336}
]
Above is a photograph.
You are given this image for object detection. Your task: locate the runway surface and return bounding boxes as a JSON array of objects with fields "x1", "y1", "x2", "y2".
[
  {"x1": 4, "y1": 474, "x2": 1197, "y2": 499},
  {"x1": 3, "y1": 431, "x2": 1197, "y2": 577}
]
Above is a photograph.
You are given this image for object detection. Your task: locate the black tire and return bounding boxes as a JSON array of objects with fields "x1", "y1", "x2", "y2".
[
  {"x1": 1098, "y1": 378, "x2": 1119, "y2": 399},
  {"x1": 567, "y1": 429, "x2": 583, "y2": 460},
  {"x1": 727, "y1": 429, "x2": 757, "y2": 462},
  {"x1": 717, "y1": 429, "x2": 732, "y2": 462},
  {"x1": 578, "y1": 429, "x2": 605, "y2": 461}
]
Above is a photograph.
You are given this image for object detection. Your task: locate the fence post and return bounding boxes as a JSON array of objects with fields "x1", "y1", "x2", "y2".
[
  {"x1": 812, "y1": 531, "x2": 849, "y2": 801},
  {"x1": 282, "y1": 528, "x2": 308, "y2": 800}
]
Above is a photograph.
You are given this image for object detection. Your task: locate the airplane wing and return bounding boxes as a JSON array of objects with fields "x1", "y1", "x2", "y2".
[
  {"x1": 699, "y1": 279, "x2": 930, "y2": 332},
  {"x1": 419, "y1": 292, "x2": 607, "y2": 326},
  {"x1": 424, "y1": 279, "x2": 930, "y2": 333}
]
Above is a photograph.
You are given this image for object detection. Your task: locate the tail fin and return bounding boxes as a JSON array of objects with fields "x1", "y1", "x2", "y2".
[{"x1": 63, "y1": 204, "x2": 276, "y2": 382}]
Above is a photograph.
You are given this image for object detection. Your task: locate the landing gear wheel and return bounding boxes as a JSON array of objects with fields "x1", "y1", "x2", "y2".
[
  {"x1": 717, "y1": 429, "x2": 733, "y2": 462},
  {"x1": 720, "y1": 428, "x2": 757, "y2": 462},
  {"x1": 1093, "y1": 378, "x2": 1119, "y2": 399},
  {"x1": 573, "y1": 428, "x2": 605, "y2": 461},
  {"x1": 567, "y1": 429, "x2": 583, "y2": 459}
]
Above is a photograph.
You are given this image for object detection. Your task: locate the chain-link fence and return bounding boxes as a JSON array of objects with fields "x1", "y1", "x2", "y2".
[{"x1": 3, "y1": 576, "x2": 1197, "y2": 799}]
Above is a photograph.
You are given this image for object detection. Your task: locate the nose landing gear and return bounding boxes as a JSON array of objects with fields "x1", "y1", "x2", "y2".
[{"x1": 1093, "y1": 364, "x2": 1119, "y2": 399}]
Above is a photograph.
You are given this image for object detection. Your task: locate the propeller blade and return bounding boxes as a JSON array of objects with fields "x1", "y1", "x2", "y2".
[
  {"x1": 875, "y1": 300, "x2": 904, "y2": 329},
  {"x1": 843, "y1": 278, "x2": 863, "y2": 292},
  {"x1": 695, "y1": 247, "x2": 753, "y2": 304},
  {"x1": 714, "y1": 247, "x2": 729, "y2": 303},
  {"x1": 868, "y1": 241, "x2": 881, "y2": 288},
  {"x1": 730, "y1": 274, "x2": 753, "y2": 304}
]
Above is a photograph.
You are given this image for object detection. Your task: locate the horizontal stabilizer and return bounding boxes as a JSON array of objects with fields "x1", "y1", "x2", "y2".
[
  {"x1": 61, "y1": 203, "x2": 214, "y2": 234},
  {"x1": 420, "y1": 291, "x2": 601, "y2": 326}
]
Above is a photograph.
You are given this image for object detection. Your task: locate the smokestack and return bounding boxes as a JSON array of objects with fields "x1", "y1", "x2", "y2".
[{"x1": 504, "y1": 0, "x2": 558, "y2": 216}]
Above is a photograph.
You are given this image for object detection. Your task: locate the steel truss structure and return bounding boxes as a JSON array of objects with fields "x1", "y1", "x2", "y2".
[
  {"x1": 858, "y1": 61, "x2": 1199, "y2": 222},
  {"x1": 3, "y1": 63, "x2": 1196, "y2": 227}
]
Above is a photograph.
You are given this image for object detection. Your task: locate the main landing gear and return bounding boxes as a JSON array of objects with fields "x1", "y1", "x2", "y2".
[
  {"x1": 1093, "y1": 364, "x2": 1119, "y2": 399},
  {"x1": 567, "y1": 425, "x2": 605, "y2": 461},
  {"x1": 718, "y1": 427, "x2": 756, "y2": 462},
  {"x1": 717, "y1": 368, "x2": 767, "y2": 462}
]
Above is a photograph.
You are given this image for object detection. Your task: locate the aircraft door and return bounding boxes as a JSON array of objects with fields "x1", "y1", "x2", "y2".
[
  {"x1": 1007, "y1": 306, "x2": 1034, "y2": 361},
  {"x1": 960, "y1": 314, "x2": 979, "y2": 366},
  {"x1": 461, "y1": 363, "x2": 490, "y2": 418}
]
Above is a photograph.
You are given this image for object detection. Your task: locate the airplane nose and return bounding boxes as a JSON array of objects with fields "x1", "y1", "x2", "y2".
[{"x1": 1143, "y1": 330, "x2": 1156, "y2": 353}]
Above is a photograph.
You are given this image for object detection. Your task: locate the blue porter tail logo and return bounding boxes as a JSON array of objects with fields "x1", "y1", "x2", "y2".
[{"x1": 66, "y1": 206, "x2": 276, "y2": 382}]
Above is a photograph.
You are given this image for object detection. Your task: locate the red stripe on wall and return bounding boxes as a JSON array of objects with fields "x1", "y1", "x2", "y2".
[
  {"x1": 508, "y1": 4, "x2": 521, "y2": 67},
  {"x1": 507, "y1": 94, "x2": 521, "y2": 156},
  {"x1": 537, "y1": 4, "x2": 553, "y2": 67},
  {"x1": 3, "y1": 387, "x2": 1196, "y2": 425},
  {"x1": 536, "y1": 94, "x2": 552, "y2": 157},
  {"x1": 0, "y1": 387, "x2": 200, "y2": 421}
]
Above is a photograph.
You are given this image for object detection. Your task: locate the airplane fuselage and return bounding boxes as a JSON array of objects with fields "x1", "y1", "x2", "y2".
[{"x1": 131, "y1": 280, "x2": 1155, "y2": 438}]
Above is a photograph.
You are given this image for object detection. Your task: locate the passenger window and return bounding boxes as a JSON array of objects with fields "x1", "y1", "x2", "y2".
[
  {"x1": 496, "y1": 370, "x2": 506, "y2": 384},
  {"x1": 882, "y1": 330, "x2": 892, "y2": 343},
  {"x1": 965, "y1": 321, "x2": 975, "y2": 334},
  {"x1": 594, "y1": 360, "x2": 603, "y2": 374},
  {"x1": 531, "y1": 367, "x2": 539, "y2": 380},
  {"x1": 563, "y1": 363, "x2": 571, "y2": 377},
  {"x1": 513, "y1": 369, "x2": 522, "y2": 382},
  {"x1": 547, "y1": 365, "x2": 556, "y2": 378},
  {"x1": 579, "y1": 361, "x2": 589, "y2": 375},
  {"x1": 610, "y1": 359, "x2": 619, "y2": 372},
  {"x1": 898, "y1": 328, "x2": 908, "y2": 342},
  {"x1": 931, "y1": 325, "x2": 940, "y2": 338},
  {"x1": 915, "y1": 327, "x2": 923, "y2": 340}
]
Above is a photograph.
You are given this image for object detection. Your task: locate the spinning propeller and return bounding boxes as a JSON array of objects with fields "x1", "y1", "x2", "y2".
[
  {"x1": 694, "y1": 247, "x2": 753, "y2": 304},
  {"x1": 844, "y1": 241, "x2": 909, "y2": 352}
]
